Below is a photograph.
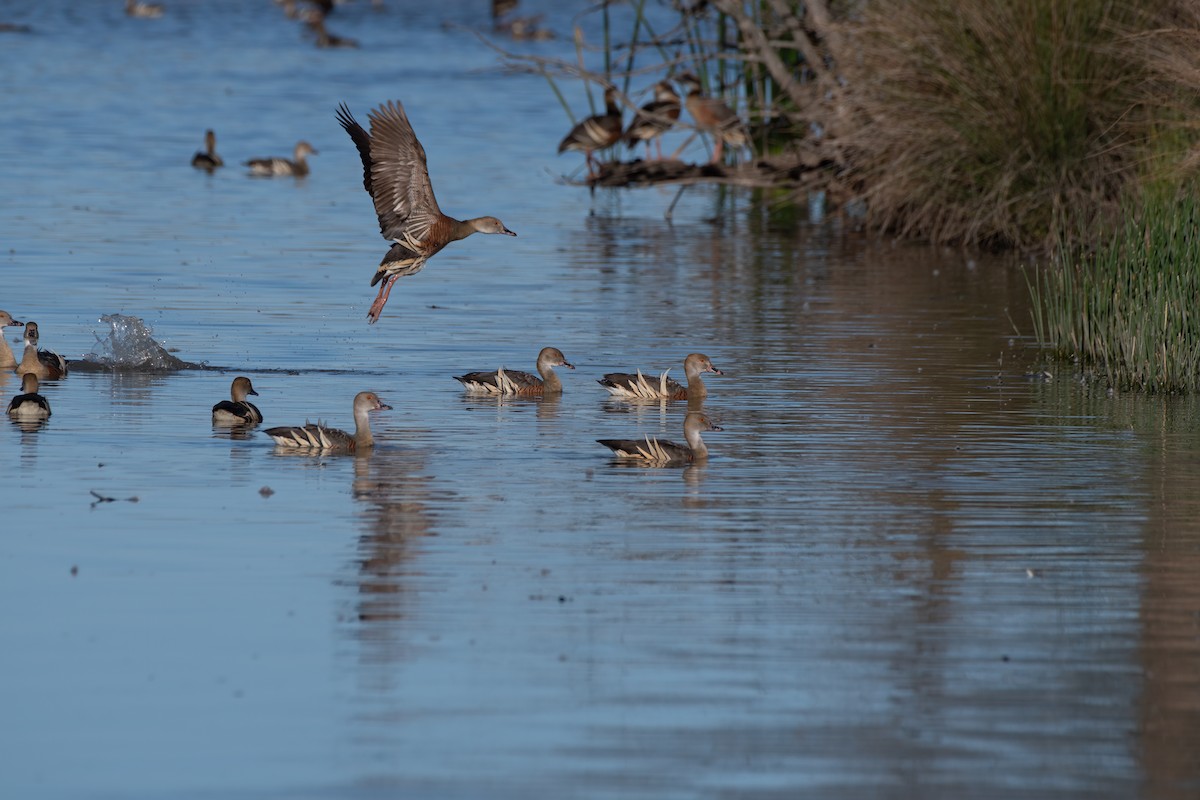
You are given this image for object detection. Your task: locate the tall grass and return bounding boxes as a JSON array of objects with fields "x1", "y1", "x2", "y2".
[
  {"x1": 845, "y1": 0, "x2": 1153, "y2": 250},
  {"x1": 1029, "y1": 189, "x2": 1200, "y2": 392}
]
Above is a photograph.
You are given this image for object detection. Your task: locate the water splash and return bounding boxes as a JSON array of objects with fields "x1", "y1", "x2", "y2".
[{"x1": 81, "y1": 314, "x2": 200, "y2": 371}]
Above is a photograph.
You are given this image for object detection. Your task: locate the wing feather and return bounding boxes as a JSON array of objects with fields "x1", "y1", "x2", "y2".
[{"x1": 365, "y1": 100, "x2": 443, "y2": 243}]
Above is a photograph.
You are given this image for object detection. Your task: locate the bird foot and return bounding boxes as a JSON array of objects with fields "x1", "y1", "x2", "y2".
[{"x1": 366, "y1": 275, "x2": 398, "y2": 324}]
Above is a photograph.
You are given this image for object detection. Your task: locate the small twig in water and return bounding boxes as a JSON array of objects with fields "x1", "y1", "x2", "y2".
[{"x1": 90, "y1": 490, "x2": 139, "y2": 508}]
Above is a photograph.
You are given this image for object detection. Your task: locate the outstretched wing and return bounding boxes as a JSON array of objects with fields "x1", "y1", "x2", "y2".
[
  {"x1": 336, "y1": 102, "x2": 374, "y2": 195},
  {"x1": 337, "y1": 101, "x2": 444, "y2": 243},
  {"x1": 368, "y1": 100, "x2": 443, "y2": 244}
]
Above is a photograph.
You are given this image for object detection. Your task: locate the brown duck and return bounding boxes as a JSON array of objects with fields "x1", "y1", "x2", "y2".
[
  {"x1": 337, "y1": 101, "x2": 517, "y2": 324},
  {"x1": 264, "y1": 391, "x2": 391, "y2": 453},
  {"x1": 212, "y1": 376, "x2": 263, "y2": 425},
  {"x1": 16, "y1": 322, "x2": 68, "y2": 380},
  {"x1": 558, "y1": 86, "x2": 622, "y2": 177},
  {"x1": 0, "y1": 310, "x2": 24, "y2": 370},
  {"x1": 191, "y1": 129, "x2": 223, "y2": 171},
  {"x1": 7, "y1": 372, "x2": 51, "y2": 421},
  {"x1": 597, "y1": 411, "x2": 723, "y2": 465},
  {"x1": 677, "y1": 72, "x2": 749, "y2": 164},
  {"x1": 455, "y1": 346, "x2": 574, "y2": 396},
  {"x1": 623, "y1": 80, "x2": 681, "y2": 161},
  {"x1": 245, "y1": 141, "x2": 318, "y2": 177},
  {"x1": 598, "y1": 353, "x2": 722, "y2": 401}
]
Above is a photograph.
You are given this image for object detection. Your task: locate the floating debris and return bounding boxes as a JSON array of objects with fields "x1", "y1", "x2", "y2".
[{"x1": 89, "y1": 489, "x2": 140, "y2": 508}]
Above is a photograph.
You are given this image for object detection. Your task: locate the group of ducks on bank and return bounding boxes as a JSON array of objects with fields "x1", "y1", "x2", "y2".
[
  {"x1": 558, "y1": 73, "x2": 749, "y2": 175},
  {"x1": 1, "y1": 313, "x2": 725, "y2": 465}
]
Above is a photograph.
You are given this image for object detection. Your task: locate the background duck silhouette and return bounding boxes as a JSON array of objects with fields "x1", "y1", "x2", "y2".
[
  {"x1": 558, "y1": 86, "x2": 622, "y2": 178},
  {"x1": 245, "y1": 141, "x2": 318, "y2": 177}
]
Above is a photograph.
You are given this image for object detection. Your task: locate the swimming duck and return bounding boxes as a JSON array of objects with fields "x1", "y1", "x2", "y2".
[
  {"x1": 7, "y1": 372, "x2": 50, "y2": 421},
  {"x1": 677, "y1": 72, "x2": 749, "y2": 164},
  {"x1": 126, "y1": 0, "x2": 164, "y2": 19},
  {"x1": 491, "y1": 0, "x2": 518, "y2": 19},
  {"x1": 336, "y1": 101, "x2": 517, "y2": 324},
  {"x1": 597, "y1": 411, "x2": 723, "y2": 465},
  {"x1": 191, "y1": 129, "x2": 223, "y2": 171},
  {"x1": 624, "y1": 80, "x2": 681, "y2": 161},
  {"x1": 598, "y1": 353, "x2": 722, "y2": 400},
  {"x1": 558, "y1": 86, "x2": 622, "y2": 177},
  {"x1": 212, "y1": 376, "x2": 263, "y2": 425},
  {"x1": 264, "y1": 391, "x2": 391, "y2": 453},
  {"x1": 16, "y1": 322, "x2": 68, "y2": 380},
  {"x1": 454, "y1": 346, "x2": 574, "y2": 396},
  {"x1": 302, "y1": 8, "x2": 358, "y2": 48},
  {"x1": 245, "y1": 141, "x2": 318, "y2": 177},
  {"x1": 0, "y1": 310, "x2": 24, "y2": 370}
]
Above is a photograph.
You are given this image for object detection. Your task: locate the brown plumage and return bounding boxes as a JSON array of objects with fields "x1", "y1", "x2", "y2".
[
  {"x1": 245, "y1": 141, "x2": 318, "y2": 177},
  {"x1": 7, "y1": 372, "x2": 51, "y2": 421},
  {"x1": 677, "y1": 72, "x2": 749, "y2": 164},
  {"x1": 191, "y1": 129, "x2": 223, "y2": 171},
  {"x1": 597, "y1": 411, "x2": 723, "y2": 465},
  {"x1": 558, "y1": 86, "x2": 622, "y2": 177},
  {"x1": 125, "y1": 0, "x2": 164, "y2": 19},
  {"x1": 212, "y1": 376, "x2": 263, "y2": 426},
  {"x1": 455, "y1": 347, "x2": 574, "y2": 396},
  {"x1": 16, "y1": 322, "x2": 67, "y2": 380},
  {"x1": 623, "y1": 80, "x2": 681, "y2": 161},
  {"x1": 337, "y1": 101, "x2": 517, "y2": 324},
  {"x1": 598, "y1": 353, "x2": 723, "y2": 401},
  {"x1": 302, "y1": 9, "x2": 358, "y2": 48},
  {"x1": 0, "y1": 310, "x2": 24, "y2": 370},
  {"x1": 491, "y1": 0, "x2": 518, "y2": 19},
  {"x1": 265, "y1": 391, "x2": 391, "y2": 453}
]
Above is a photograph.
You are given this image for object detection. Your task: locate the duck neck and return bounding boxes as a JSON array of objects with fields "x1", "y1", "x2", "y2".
[
  {"x1": 452, "y1": 217, "x2": 486, "y2": 242},
  {"x1": 685, "y1": 364, "x2": 708, "y2": 398},
  {"x1": 538, "y1": 360, "x2": 562, "y2": 393},
  {"x1": 0, "y1": 334, "x2": 14, "y2": 369},
  {"x1": 353, "y1": 406, "x2": 375, "y2": 449},
  {"x1": 685, "y1": 424, "x2": 709, "y2": 460},
  {"x1": 19, "y1": 343, "x2": 40, "y2": 373}
]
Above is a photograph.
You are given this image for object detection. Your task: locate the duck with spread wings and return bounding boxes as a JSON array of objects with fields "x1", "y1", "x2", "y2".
[{"x1": 336, "y1": 101, "x2": 517, "y2": 324}]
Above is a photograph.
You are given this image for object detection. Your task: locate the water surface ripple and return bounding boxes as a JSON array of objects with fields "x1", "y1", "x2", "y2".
[{"x1": 1, "y1": 2, "x2": 1198, "y2": 799}]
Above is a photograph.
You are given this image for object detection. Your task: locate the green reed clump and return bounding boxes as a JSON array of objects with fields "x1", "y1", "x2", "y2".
[{"x1": 1030, "y1": 191, "x2": 1200, "y2": 392}]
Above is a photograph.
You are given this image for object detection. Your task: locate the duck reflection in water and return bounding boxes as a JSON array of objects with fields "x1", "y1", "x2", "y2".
[{"x1": 350, "y1": 446, "x2": 437, "y2": 632}]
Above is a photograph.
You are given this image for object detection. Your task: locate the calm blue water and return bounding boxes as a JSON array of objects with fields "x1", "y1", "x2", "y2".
[{"x1": 2, "y1": 2, "x2": 1199, "y2": 798}]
